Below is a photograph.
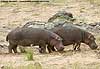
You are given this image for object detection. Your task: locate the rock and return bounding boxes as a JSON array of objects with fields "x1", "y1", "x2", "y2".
[
  {"x1": 45, "y1": 22, "x2": 54, "y2": 29},
  {"x1": 48, "y1": 11, "x2": 75, "y2": 23},
  {"x1": 23, "y1": 21, "x2": 66, "y2": 29},
  {"x1": 23, "y1": 21, "x2": 46, "y2": 28},
  {"x1": 89, "y1": 23, "x2": 97, "y2": 27},
  {"x1": 22, "y1": 11, "x2": 75, "y2": 30}
]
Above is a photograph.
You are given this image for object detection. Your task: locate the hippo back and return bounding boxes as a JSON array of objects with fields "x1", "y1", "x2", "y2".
[{"x1": 51, "y1": 24, "x2": 85, "y2": 45}]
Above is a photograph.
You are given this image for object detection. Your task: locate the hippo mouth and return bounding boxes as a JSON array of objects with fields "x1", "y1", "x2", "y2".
[
  {"x1": 89, "y1": 44, "x2": 98, "y2": 50},
  {"x1": 85, "y1": 41, "x2": 98, "y2": 50},
  {"x1": 57, "y1": 46, "x2": 64, "y2": 51}
]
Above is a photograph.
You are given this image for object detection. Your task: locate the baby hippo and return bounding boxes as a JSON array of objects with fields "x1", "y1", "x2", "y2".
[{"x1": 6, "y1": 27, "x2": 64, "y2": 53}]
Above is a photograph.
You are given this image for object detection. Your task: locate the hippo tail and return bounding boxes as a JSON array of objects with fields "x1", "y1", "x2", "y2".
[{"x1": 6, "y1": 35, "x2": 9, "y2": 41}]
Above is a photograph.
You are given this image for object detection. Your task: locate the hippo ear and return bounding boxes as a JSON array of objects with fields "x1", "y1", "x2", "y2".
[
  {"x1": 52, "y1": 35, "x2": 62, "y2": 41},
  {"x1": 50, "y1": 32, "x2": 62, "y2": 41},
  {"x1": 55, "y1": 36, "x2": 62, "y2": 41},
  {"x1": 88, "y1": 35, "x2": 91, "y2": 39},
  {"x1": 88, "y1": 35, "x2": 95, "y2": 40}
]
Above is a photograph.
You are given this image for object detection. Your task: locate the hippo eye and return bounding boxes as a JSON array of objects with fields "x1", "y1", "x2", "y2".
[
  {"x1": 58, "y1": 38, "x2": 62, "y2": 41},
  {"x1": 88, "y1": 35, "x2": 91, "y2": 39},
  {"x1": 91, "y1": 37, "x2": 95, "y2": 40},
  {"x1": 56, "y1": 37, "x2": 62, "y2": 41},
  {"x1": 88, "y1": 36, "x2": 95, "y2": 41}
]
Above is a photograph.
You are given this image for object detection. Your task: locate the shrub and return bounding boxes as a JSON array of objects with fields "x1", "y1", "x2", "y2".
[{"x1": 24, "y1": 49, "x2": 34, "y2": 61}]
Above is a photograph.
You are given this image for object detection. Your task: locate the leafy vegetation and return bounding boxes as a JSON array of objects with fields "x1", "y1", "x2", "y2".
[{"x1": 24, "y1": 48, "x2": 34, "y2": 61}]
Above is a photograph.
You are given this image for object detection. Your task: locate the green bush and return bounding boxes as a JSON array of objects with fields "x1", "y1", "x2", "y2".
[{"x1": 24, "y1": 49, "x2": 34, "y2": 61}]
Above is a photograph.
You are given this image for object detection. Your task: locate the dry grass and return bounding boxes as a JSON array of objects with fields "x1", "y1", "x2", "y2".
[
  {"x1": 86, "y1": 0, "x2": 100, "y2": 5},
  {"x1": 2, "y1": 62, "x2": 42, "y2": 69},
  {"x1": 0, "y1": 0, "x2": 100, "y2": 69}
]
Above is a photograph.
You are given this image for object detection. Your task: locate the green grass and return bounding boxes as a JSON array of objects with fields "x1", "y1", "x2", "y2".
[
  {"x1": 24, "y1": 48, "x2": 34, "y2": 61},
  {"x1": 3, "y1": 62, "x2": 42, "y2": 69},
  {"x1": 2, "y1": 61, "x2": 100, "y2": 69}
]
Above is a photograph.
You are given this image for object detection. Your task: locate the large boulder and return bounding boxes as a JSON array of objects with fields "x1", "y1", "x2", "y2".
[
  {"x1": 48, "y1": 11, "x2": 75, "y2": 23},
  {"x1": 22, "y1": 11, "x2": 75, "y2": 29}
]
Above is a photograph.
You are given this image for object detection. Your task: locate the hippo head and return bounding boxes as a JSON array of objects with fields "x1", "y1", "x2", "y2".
[
  {"x1": 84, "y1": 34, "x2": 98, "y2": 50},
  {"x1": 50, "y1": 35, "x2": 64, "y2": 51}
]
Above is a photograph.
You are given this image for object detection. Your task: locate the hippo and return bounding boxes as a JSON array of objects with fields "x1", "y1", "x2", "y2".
[
  {"x1": 6, "y1": 27, "x2": 64, "y2": 53},
  {"x1": 47, "y1": 24, "x2": 98, "y2": 53}
]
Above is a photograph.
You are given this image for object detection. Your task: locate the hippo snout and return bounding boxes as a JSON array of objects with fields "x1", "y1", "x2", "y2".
[
  {"x1": 91, "y1": 45, "x2": 98, "y2": 50},
  {"x1": 90, "y1": 44, "x2": 98, "y2": 50},
  {"x1": 58, "y1": 46, "x2": 64, "y2": 51}
]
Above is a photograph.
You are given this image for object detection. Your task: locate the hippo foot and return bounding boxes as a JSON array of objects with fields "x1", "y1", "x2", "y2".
[
  {"x1": 73, "y1": 48, "x2": 81, "y2": 52},
  {"x1": 39, "y1": 48, "x2": 47, "y2": 54},
  {"x1": 77, "y1": 48, "x2": 81, "y2": 51}
]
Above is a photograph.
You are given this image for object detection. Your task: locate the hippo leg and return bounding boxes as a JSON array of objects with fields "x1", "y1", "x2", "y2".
[
  {"x1": 39, "y1": 46, "x2": 41, "y2": 53},
  {"x1": 39, "y1": 40, "x2": 46, "y2": 53},
  {"x1": 8, "y1": 44, "x2": 13, "y2": 53},
  {"x1": 73, "y1": 43, "x2": 81, "y2": 51},
  {"x1": 40, "y1": 45, "x2": 46, "y2": 53},
  {"x1": 47, "y1": 45, "x2": 53, "y2": 53},
  {"x1": 12, "y1": 45, "x2": 17, "y2": 53},
  {"x1": 73, "y1": 43, "x2": 77, "y2": 50},
  {"x1": 8, "y1": 46, "x2": 12, "y2": 53},
  {"x1": 39, "y1": 46, "x2": 43, "y2": 53},
  {"x1": 76, "y1": 43, "x2": 81, "y2": 51},
  {"x1": 47, "y1": 44, "x2": 56, "y2": 53},
  {"x1": 47, "y1": 46, "x2": 52, "y2": 53},
  {"x1": 47, "y1": 44, "x2": 53, "y2": 53},
  {"x1": 51, "y1": 46, "x2": 56, "y2": 51}
]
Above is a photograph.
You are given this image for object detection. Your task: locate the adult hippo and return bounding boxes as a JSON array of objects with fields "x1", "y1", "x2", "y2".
[
  {"x1": 47, "y1": 24, "x2": 98, "y2": 53},
  {"x1": 6, "y1": 27, "x2": 64, "y2": 53}
]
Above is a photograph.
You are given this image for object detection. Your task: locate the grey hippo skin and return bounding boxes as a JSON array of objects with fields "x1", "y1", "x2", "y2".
[
  {"x1": 6, "y1": 27, "x2": 64, "y2": 53},
  {"x1": 47, "y1": 24, "x2": 98, "y2": 53}
]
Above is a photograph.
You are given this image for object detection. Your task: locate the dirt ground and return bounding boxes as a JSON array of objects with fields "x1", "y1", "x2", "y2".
[{"x1": 0, "y1": 0, "x2": 100, "y2": 69}]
